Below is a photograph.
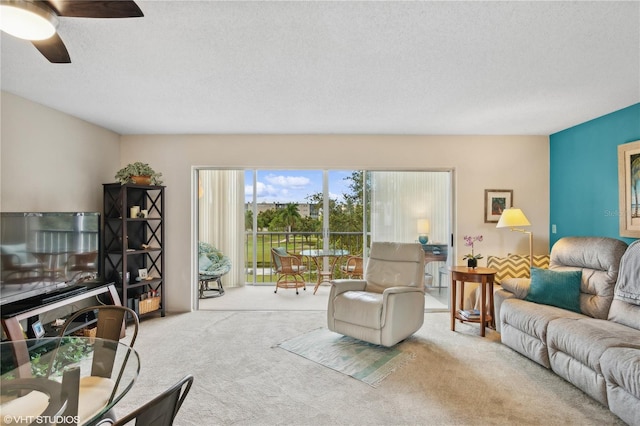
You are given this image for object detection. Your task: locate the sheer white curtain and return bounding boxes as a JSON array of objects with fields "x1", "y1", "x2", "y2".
[
  {"x1": 198, "y1": 170, "x2": 245, "y2": 288},
  {"x1": 370, "y1": 171, "x2": 451, "y2": 279}
]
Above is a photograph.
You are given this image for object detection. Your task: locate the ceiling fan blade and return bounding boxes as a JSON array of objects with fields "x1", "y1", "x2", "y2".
[
  {"x1": 42, "y1": 1, "x2": 143, "y2": 18},
  {"x1": 32, "y1": 33, "x2": 70, "y2": 63}
]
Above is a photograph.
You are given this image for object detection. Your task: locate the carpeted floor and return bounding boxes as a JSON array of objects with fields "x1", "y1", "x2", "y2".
[
  {"x1": 198, "y1": 284, "x2": 449, "y2": 312},
  {"x1": 114, "y1": 310, "x2": 624, "y2": 426}
]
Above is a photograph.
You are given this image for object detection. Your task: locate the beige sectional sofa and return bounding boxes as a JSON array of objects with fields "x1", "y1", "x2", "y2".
[{"x1": 494, "y1": 237, "x2": 640, "y2": 426}]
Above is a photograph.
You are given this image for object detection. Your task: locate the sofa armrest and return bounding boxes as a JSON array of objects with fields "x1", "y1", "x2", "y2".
[
  {"x1": 383, "y1": 286, "x2": 424, "y2": 295},
  {"x1": 381, "y1": 286, "x2": 425, "y2": 328},
  {"x1": 501, "y1": 277, "x2": 531, "y2": 299},
  {"x1": 330, "y1": 279, "x2": 367, "y2": 296}
]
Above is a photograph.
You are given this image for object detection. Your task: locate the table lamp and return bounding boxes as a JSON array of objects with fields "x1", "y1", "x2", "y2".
[
  {"x1": 496, "y1": 208, "x2": 533, "y2": 269},
  {"x1": 417, "y1": 219, "x2": 430, "y2": 244}
]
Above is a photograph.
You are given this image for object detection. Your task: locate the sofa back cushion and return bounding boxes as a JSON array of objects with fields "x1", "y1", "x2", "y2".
[
  {"x1": 364, "y1": 242, "x2": 425, "y2": 293},
  {"x1": 608, "y1": 240, "x2": 640, "y2": 330},
  {"x1": 486, "y1": 254, "x2": 550, "y2": 284},
  {"x1": 549, "y1": 236, "x2": 628, "y2": 319}
]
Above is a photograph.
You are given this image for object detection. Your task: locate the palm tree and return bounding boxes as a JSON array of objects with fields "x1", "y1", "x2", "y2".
[
  {"x1": 632, "y1": 155, "x2": 640, "y2": 217},
  {"x1": 279, "y1": 203, "x2": 301, "y2": 243}
]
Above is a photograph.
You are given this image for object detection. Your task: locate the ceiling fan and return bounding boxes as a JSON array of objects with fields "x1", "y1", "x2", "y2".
[{"x1": 0, "y1": 0, "x2": 143, "y2": 63}]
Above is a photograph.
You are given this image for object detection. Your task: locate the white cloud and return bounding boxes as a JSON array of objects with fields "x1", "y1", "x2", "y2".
[{"x1": 265, "y1": 174, "x2": 311, "y2": 189}]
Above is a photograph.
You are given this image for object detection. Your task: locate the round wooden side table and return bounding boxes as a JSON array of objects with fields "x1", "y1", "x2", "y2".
[{"x1": 449, "y1": 266, "x2": 497, "y2": 337}]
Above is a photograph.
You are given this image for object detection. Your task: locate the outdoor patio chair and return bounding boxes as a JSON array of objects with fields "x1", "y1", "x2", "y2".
[
  {"x1": 340, "y1": 255, "x2": 364, "y2": 279},
  {"x1": 271, "y1": 247, "x2": 307, "y2": 295}
]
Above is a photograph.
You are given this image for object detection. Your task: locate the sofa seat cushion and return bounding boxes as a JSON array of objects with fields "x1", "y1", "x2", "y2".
[
  {"x1": 601, "y1": 347, "x2": 640, "y2": 426},
  {"x1": 502, "y1": 298, "x2": 585, "y2": 345},
  {"x1": 332, "y1": 291, "x2": 383, "y2": 328},
  {"x1": 547, "y1": 317, "x2": 640, "y2": 406},
  {"x1": 548, "y1": 318, "x2": 640, "y2": 375},
  {"x1": 500, "y1": 298, "x2": 584, "y2": 368}
]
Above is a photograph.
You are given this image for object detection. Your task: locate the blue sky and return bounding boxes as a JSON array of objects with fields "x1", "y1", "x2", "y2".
[{"x1": 244, "y1": 170, "x2": 355, "y2": 203}]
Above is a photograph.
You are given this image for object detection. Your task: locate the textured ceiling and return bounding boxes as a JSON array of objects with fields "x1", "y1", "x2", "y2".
[{"x1": 1, "y1": 0, "x2": 639, "y2": 135}]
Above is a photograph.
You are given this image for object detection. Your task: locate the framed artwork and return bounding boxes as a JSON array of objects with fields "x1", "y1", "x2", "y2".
[
  {"x1": 618, "y1": 140, "x2": 640, "y2": 237},
  {"x1": 484, "y1": 189, "x2": 513, "y2": 223},
  {"x1": 138, "y1": 268, "x2": 148, "y2": 279}
]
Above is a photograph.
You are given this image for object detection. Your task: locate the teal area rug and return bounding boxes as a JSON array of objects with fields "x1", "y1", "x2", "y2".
[{"x1": 277, "y1": 328, "x2": 415, "y2": 387}]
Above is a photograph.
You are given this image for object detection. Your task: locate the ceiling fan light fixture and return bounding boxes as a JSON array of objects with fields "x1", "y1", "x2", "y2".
[{"x1": 0, "y1": 0, "x2": 58, "y2": 41}]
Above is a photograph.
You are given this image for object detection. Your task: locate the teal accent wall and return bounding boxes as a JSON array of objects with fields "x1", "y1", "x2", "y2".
[{"x1": 549, "y1": 103, "x2": 640, "y2": 248}]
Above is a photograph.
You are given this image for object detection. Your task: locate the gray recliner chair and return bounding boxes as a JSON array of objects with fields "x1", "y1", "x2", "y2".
[{"x1": 327, "y1": 242, "x2": 425, "y2": 347}]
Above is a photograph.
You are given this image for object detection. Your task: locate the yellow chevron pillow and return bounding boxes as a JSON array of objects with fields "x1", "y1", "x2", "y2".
[{"x1": 486, "y1": 254, "x2": 550, "y2": 284}]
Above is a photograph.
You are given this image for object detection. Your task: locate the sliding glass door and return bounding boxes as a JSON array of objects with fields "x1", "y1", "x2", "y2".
[
  {"x1": 368, "y1": 171, "x2": 451, "y2": 283},
  {"x1": 198, "y1": 168, "x2": 452, "y2": 289}
]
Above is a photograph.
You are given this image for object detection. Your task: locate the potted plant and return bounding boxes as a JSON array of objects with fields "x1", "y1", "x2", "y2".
[
  {"x1": 115, "y1": 162, "x2": 163, "y2": 185},
  {"x1": 462, "y1": 234, "x2": 483, "y2": 268}
]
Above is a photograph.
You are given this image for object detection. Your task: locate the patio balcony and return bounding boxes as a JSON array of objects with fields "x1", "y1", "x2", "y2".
[{"x1": 244, "y1": 231, "x2": 366, "y2": 284}]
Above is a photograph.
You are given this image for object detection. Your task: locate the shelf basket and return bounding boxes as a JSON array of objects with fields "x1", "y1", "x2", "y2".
[{"x1": 139, "y1": 296, "x2": 161, "y2": 314}]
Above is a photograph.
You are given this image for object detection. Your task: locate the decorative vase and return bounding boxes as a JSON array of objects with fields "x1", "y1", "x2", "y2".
[
  {"x1": 467, "y1": 258, "x2": 478, "y2": 268},
  {"x1": 131, "y1": 175, "x2": 152, "y2": 185}
]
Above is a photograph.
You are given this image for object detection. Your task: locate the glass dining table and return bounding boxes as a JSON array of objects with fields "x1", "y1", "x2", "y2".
[
  {"x1": 300, "y1": 249, "x2": 350, "y2": 294},
  {"x1": 0, "y1": 336, "x2": 139, "y2": 426}
]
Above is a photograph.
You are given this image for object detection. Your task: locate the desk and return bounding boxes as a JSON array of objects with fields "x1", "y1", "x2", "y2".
[
  {"x1": 1, "y1": 337, "x2": 139, "y2": 425},
  {"x1": 421, "y1": 244, "x2": 448, "y2": 288},
  {"x1": 449, "y1": 266, "x2": 497, "y2": 337},
  {"x1": 300, "y1": 249, "x2": 349, "y2": 294}
]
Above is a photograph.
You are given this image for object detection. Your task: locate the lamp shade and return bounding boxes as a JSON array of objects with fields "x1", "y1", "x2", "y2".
[
  {"x1": 417, "y1": 219, "x2": 430, "y2": 234},
  {"x1": 0, "y1": 1, "x2": 57, "y2": 41},
  {"x1": 496, "y1": 208, "x2": 531, "y2": 228}
]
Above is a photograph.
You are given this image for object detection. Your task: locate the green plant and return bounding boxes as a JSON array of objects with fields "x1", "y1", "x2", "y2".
[
  {"x1": 29, "y1": 337, "x2": 93, "y2": 377},
  {"x1": 115, "y1": 162, "x2": 163, "y2": 185}
]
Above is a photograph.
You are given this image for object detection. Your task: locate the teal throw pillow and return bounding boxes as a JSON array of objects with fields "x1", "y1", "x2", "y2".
[{"x1": 525, "y1": 267, "x2": 582, "y2": 313}]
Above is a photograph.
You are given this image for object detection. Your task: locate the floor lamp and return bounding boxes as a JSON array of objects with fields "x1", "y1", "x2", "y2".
[{"x1": 496, "y1": 208, "x2": 533, "y2": 270}]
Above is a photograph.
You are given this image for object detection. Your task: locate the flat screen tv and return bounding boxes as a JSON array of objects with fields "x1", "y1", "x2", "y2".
[{"x1": 0, "y1": 212, "x2": 101, "y2": 306}]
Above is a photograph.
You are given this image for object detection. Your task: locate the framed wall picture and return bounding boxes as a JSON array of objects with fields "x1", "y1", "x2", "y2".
[
  {"x1": 618, "y1": 140, "x2": 640, "y2": 237},
  {"x1": 484, "y1": 189, "x2": 513, "y2": 223}
]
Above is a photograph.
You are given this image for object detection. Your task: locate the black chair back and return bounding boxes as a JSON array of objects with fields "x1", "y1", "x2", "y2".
[{"x1": 113, "y1": 375, "x2": 194, "y2": 426}]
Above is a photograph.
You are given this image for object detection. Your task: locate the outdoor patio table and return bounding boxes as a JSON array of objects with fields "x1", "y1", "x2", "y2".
[{"x1": 299, "y1": 249, "x2": 349, "y2": 294}]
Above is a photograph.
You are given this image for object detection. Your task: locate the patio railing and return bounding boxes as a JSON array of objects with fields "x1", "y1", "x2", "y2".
[{"x1": 244, "y1": 231, "x2": 366, "y2": 284}]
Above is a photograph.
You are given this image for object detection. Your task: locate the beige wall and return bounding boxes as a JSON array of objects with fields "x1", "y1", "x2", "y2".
[
  {"x1": 121, "y1": 134, "x2": 550, "y2": 312},
  {"x1": 1, "y1": 92, "x2": 120, "y2": 211},
  {"x1": 0, "y1": 92, "x2": 550, "y2": 313}
]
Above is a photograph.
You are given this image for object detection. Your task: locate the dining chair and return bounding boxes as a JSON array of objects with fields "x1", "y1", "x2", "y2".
[
  {"x1": 271, "y1": 247, "x2": 307, "y2": 294},
  {"x1": 0, "y1": 366, "x2": 80, "y2": 426},
  {"x1": 98, "y1": 375, "x2": 194, "y2": 426},
  {"x1": 55, "y1": 305, "x2": 140, "y2": 424}
]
